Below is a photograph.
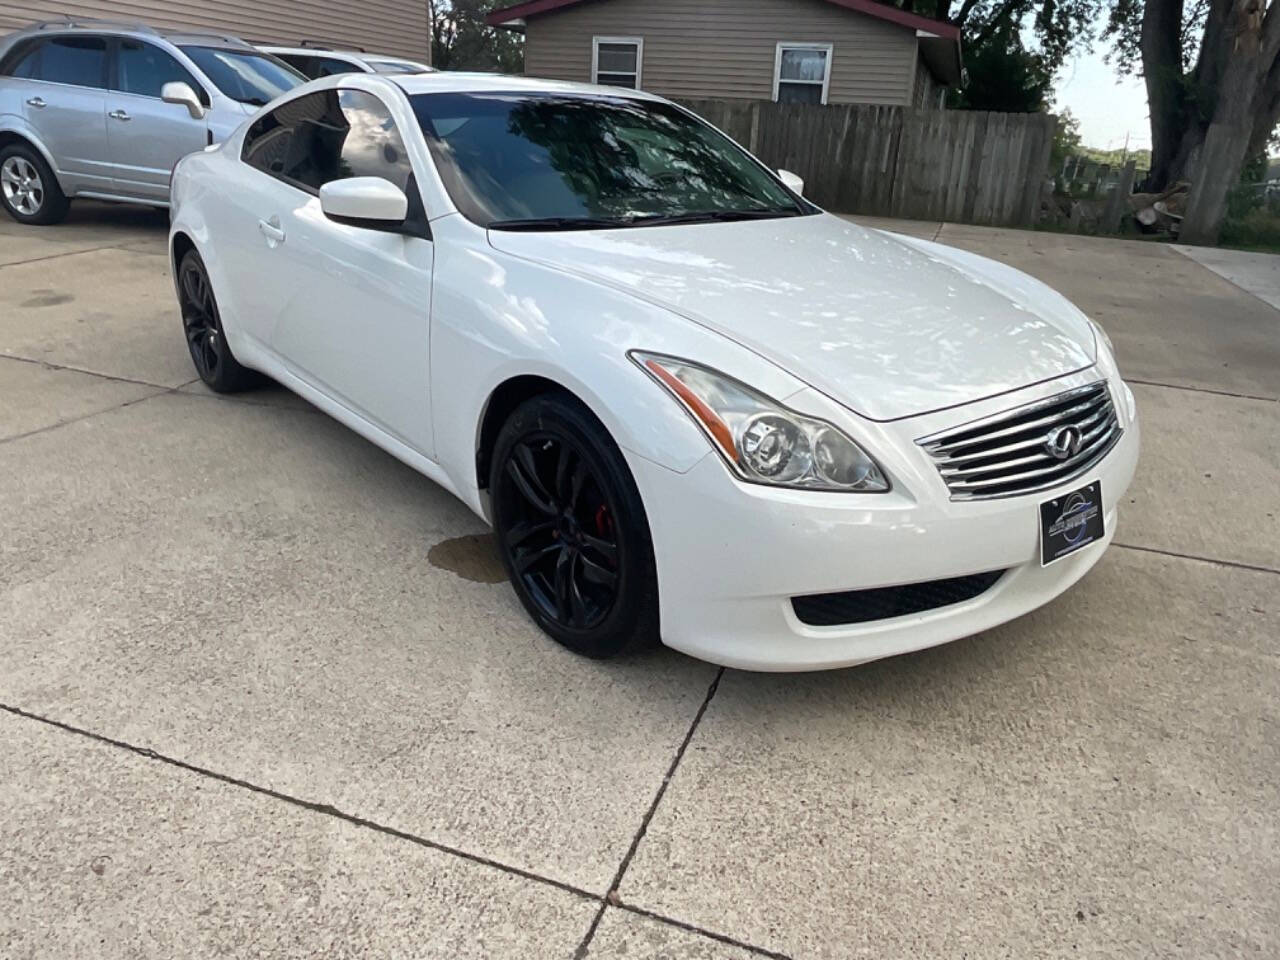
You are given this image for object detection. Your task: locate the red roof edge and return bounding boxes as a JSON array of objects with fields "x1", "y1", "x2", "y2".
[{"x1": 486, "y1": 0, "x2": 961, "y2": 41}]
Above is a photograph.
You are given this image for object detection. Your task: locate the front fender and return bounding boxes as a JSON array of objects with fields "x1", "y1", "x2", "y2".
[{"x1": 427, "y1": 217, "x2": 811, "y2": 512}]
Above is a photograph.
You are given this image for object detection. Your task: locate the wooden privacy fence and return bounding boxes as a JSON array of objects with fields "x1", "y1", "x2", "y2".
[{"x1": 678, "y1": 99, "x2": 1058, "y2": 228}]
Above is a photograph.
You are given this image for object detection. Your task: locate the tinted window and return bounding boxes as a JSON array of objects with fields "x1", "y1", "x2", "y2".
[
  {"x1": 270, "y1": 53, "x2": 353, "y2": 79},
  {"x1": 272, "y1": 53, "x2": 314, "y2": 76},
  {"x1": 0, "y1": 39, "x2": 42, "y2": 78},
  {"x1": 178, "y1": 46, "x2": 303, "y2": 105},
  {"x1": 115, "y1": 40, "x2": 206, "y2": 102},
  {"x1": 409, "y1": 92, "x2": 803, "y2": 227},
  {"x1": 311, "y1": 56, "x2": 362, "y2": 78},
  {"x1": 38, "y1": 36, "x2": 108, "y2": 88},
  {"x1": 242, "y1": 89, "x2": 412, "y2": 194}
]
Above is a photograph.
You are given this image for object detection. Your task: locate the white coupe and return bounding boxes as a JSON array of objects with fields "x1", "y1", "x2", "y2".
[{"x1": 168, "y1": 72, "x2": 1140, "y2": 671}]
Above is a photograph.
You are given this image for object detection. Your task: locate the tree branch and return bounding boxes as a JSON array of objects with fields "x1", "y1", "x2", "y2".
[
  {"x1": 954, "y1": 0, "x2": 986, "y2": 27},
  {"x1": 970, "y1": 0, "x2": 1029, "y2": 46}
]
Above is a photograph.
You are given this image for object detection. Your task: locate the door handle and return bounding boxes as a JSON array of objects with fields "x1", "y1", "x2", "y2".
[
  {"x1": 108, "y1": 109, "x2": 131, "y2": 122},
  {"x1": 257, "y1": 218, "x2": 286, "y2": 244},
  {"x1": 26, "y1": 97, "x2": 46, "y2": 109}
]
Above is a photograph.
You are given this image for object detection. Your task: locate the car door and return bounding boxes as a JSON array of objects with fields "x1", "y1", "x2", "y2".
[
  {"x1": 15, "y1": 35, "x2": 111, "y2": 195},
  {"x1": 105, "y1": 38, "x2": 210, "y2": 201},
  {"x1": 239, "y1": 87, "x2": 436, "y2": 456}
]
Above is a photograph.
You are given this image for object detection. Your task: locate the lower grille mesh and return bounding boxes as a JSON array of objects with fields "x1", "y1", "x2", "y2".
[{"x1": 792, "y1": 571, "x2": 1005, "y2": 627}]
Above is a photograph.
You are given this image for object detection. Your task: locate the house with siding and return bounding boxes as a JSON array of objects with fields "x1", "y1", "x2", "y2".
[
  {"x1": 0, "y1": 1, "x2": 430, "y2": 62},
  {"x1": 487, "y1": 0, "x2": 961, "y2": 109}
]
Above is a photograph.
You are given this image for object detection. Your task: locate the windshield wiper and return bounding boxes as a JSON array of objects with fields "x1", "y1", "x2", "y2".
[
  {"x1": 488, "y1": 216, "x2": 631, "y2": 231},
  {"x1": 241, "y1": 97, "x2": 269, "y2": 106},
  {"x1": 628, "y1": 207, "x2": 803, "y2": 227}
]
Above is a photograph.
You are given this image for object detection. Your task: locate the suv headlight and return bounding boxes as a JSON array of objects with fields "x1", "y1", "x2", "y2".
[{"x1": 633, "y1": 353, "x2": 889, "y2": 492}]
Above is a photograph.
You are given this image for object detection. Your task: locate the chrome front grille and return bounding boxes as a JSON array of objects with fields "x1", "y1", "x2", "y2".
[{"x1": 918, "y1": 381, "x2": 1121, "y2": 500}]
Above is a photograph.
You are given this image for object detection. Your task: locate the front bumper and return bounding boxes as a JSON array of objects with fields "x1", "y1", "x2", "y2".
[{"x1": 627, "y1": 373, "x2": 1141, "y2": 671}]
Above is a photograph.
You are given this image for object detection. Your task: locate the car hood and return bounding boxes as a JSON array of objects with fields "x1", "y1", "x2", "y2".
[{"x1": 487, "y1": 213, "x2": 1096, "y2": 421}]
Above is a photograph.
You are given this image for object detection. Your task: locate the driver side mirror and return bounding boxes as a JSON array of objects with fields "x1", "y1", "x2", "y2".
[
  {"x1": 778, "y1": 169, "x2": 805, "y2": 197},
  {"x1": 161, "y1": 81, "x2": 206, "y2": 120},
  {"x1": 320, "y1": 176, "x2": 431, "y2": 239}
]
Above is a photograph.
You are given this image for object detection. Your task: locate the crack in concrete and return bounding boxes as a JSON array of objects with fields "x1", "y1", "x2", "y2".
[
  {"x1": 0, "y1": 352, "x2": 176, "y2": 390},
  {"x1": 0, "y1": 696, "x2": 792, "y2": 960},
  {"x1": 1125, "y1": 377, "x2": 1278, "y2": 404},
  {"x1": 573, "y1": 667, "x2": 728, "y2": 959},
  {"x1": 0, "y1": 701, "x2": 599, "y2": 902},
  {"x1": 0, "y1": 242, "x2": 129, "y2": 270},
  {"x1": 1114, "y1": 541, "x2": 1279, "y2": 576}
]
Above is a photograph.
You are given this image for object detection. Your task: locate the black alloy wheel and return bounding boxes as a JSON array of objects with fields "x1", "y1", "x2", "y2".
[
  {"x1": 177, "y1": 250, "x2": 257, "y2": 393},
  {"x1": 491, "y1": 394, "x2": 658, "y2": 658}
]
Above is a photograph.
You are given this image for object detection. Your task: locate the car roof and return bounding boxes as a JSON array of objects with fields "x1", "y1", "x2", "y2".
[
  {"x1": 2, "y1": 19, "x2": 254, "y2": 48},
  {"x1": 260, "y1": 46, "x2": 431, "y2": 68},
  {"x1": 392, "y1": 71, "x2": 664, "y2": 102},
  {"x1": 259, "y1": 45, "x2": 365, "y2": 60}
]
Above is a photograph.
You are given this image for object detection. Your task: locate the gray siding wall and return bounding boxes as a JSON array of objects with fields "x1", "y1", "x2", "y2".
[
  {"x1": 523, "y1": 0, "x2": 920, "y2": 106},
  {"x1": 912, "y1": 54, "x2": 938, "y2": 108},
  {"x1": 0, "y1": 0, "x2": 430, "y2": 61}
]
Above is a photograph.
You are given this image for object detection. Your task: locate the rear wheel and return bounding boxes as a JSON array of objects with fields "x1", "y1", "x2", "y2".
[
  {"x1": 490, "y1": 394, "x2": 659, "y2": 658},
  {"x1": 0, "y1": 144, "x2": 69, "y2": 225},
  {"x1": 177, "y1": 250, "x2": 258, "y2": 393}
]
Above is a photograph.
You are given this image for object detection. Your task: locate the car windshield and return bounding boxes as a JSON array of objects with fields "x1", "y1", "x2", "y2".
[
  {"x1": 179, "y1": 46, "x2": 305, "y2": 105},
  {"x1": 408, "y1": 92, "x2": 808, "y2": 229},
  {"x1": 368, "y1": 59, "x2": 430, "y2": 75}
]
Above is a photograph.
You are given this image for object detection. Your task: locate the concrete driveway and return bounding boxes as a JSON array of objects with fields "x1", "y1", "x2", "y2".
[{"x1": 2, "y1": 205, "x2": 1277, "y2": 959}]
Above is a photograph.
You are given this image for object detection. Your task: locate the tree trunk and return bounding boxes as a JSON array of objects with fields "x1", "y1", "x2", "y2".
[
  {"x1": 1180, "y1": 0, "x2": 1270, "y2": 244},
  {"x1": 1142, "y1": 0, "x2": 1187, "y2": 190}
]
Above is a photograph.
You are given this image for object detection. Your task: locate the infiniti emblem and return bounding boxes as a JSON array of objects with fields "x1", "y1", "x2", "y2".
[{"x1": 1044, "y1": 425, "x2": 1083, "y2": 460}]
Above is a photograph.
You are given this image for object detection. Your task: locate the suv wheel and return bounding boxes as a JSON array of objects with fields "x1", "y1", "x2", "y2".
[{"x1": 0, "y1": 144, "x2": 70, "y2": 225}]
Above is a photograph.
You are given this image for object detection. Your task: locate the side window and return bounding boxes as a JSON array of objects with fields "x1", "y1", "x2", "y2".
[
  {"x1": 274, "y1": 53, "x2": 318, "y2": 78},
  {"x1": 37, "y1": 35, "x2": 108, "y2": 88},
  {"x1": 242, "y1": 88, "x2": 412, "y2": 194},
  {"x1": 0, "y1": 38, "x2": 43, "y2": 78},
  {"x1": 311, "y1": 56, "x2": 361, "y2": 78},
  {"x1": 115, "y1": 40, "x2": 207, "y2": 104}
]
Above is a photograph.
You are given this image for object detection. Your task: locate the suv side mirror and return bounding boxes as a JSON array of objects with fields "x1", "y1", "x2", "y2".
[
  {"x1": 162, "y1": 81, "x2": 206, "y2": 120},
  {"x1": 778, "y1": 169, "x2": 805, "y2": 197}
]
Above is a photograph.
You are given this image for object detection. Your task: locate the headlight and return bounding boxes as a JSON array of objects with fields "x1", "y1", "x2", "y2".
[{"x1": 633, "y1": 353, "x2": 889, "y2": 492}]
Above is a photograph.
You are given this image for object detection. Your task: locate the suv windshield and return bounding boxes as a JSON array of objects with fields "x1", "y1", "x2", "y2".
[
  {"x1": 179, "y1": 46, "x2": 304, "y2": 105},
  {"x1": 409, "y1": 92, "x2": 808, "y2": 229}
]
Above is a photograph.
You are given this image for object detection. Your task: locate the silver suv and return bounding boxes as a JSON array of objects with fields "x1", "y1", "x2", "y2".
[{"x1": 0, "y1": 18, "x2": 305, "y2": 225}]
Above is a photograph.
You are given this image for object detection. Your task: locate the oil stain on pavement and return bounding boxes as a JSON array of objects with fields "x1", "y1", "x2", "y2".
[
  {"x1": 21, "y1": 290, "x2": 74, "y2": 308},
  {"x1": 427, "y1": 533, "x2": 507, "y2": 584}
]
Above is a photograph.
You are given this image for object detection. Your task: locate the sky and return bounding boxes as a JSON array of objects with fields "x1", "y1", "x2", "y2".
[{"x1": 1053, "y1": 44, "x2": 1153, "y2": 151}]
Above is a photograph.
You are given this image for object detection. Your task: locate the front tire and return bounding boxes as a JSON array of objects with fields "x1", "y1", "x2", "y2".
[
  {"x1": 177, "y1": 250, "x2": 258, "y2": 393},
  {"x1": 490, "y1": 394, "x2": 659, "y2": 659},
  {"x1": 0, "y1": 143, "x2": 69, "y2": 225}
]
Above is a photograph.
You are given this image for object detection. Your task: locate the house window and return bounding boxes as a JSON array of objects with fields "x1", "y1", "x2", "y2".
[
  {"x1": 773, "y1": 43, "x2": 832, "y2": 105},
  {"x1": 592, "y1": 36, "x2": 642, "y2": 89}
]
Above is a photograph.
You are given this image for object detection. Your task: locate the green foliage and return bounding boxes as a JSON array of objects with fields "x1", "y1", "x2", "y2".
[
  {"x1": 1052, "y1": 109, "x2": 1082, "y2": 162},
  {"x1": 880, "y1": 0, "x2": 1101, "y2": 88},
  {"x1": 948, "y1": 18, "x2": 1054, "y2": 112},
  {"x1": 1073, "y1": 145, "x2": 1153, "y2": 168},
  {"x1": 432, "y1": 0, "x2": 524, "y2": 74},
  {"x1": 1220, "y1": 203, "x2": 1280, "y2": 252}
]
